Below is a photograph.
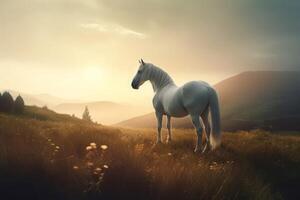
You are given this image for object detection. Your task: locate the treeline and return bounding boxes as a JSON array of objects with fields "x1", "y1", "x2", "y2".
[{"x1": 0, "y1": 91, "x2": 25, "y2": 114}]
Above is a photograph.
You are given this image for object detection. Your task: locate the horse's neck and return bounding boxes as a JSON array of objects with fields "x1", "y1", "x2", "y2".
[{"x1": 149, "y1": 65, "x2": 174, "y2": 92}]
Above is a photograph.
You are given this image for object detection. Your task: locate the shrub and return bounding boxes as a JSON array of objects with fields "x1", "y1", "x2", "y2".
[
  {"x1": 1, "y1": 91, "x2": 14, "y2": 113},
  {"x1": 14, "y1": 95, "x2": 25, "y2": 114}
]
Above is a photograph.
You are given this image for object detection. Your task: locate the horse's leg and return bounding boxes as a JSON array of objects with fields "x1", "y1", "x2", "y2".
[
  {"x1": 155, "y1": 111, "x2": 163, "y2": 144},
  {"x1": 190, "y1": 114, "x2": 203, "y2": 153},
  {"x1": 201, "y1": 107, "x2": 211, "y2": 153},
  {"x1": 166, "y1": 115, "x2": 172, "y2": 143}
]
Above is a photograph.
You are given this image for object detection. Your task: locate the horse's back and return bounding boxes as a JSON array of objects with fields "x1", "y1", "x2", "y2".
[{"x1": 180, "y1": 81, "x2": 211, "y2": 115}]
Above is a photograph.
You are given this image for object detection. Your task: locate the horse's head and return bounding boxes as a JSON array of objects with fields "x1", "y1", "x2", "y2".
[{"x1": 131, "y1": 59, "x2": 150, "y2": 89}]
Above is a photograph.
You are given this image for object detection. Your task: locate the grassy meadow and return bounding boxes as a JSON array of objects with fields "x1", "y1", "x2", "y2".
[{"x1": 0, "y1": 106, "x2": 300, "y2": 200}]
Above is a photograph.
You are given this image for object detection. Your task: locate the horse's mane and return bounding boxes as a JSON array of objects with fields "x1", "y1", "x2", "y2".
[{"x1": 148, "y1": 63, "x2": 175, "y2": 91}]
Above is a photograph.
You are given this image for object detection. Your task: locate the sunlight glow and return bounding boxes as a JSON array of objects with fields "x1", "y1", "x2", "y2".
[{"x1": 84, "y1": 66, "x2": 103, "y2": 81}]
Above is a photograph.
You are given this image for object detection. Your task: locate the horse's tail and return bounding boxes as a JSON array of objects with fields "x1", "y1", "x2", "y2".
[{"x1": 208, "y1": 87, "x2": 221, "y2": 149}]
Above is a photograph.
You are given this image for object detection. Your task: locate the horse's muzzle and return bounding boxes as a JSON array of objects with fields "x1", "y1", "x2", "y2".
[{"x1": 131, "y1": 80, "x2": 139, "y2": 89}]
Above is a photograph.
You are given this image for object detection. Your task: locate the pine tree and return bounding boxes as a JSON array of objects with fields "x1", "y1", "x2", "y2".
[
  {"x1": 1, "y1": 91, "x2": 14, "y2": 113},
  {"x1": 82, "y1": 106, "x2": 92, "y2": 122},
  {"x1": 14, "y1": 95, "x2": 25, "y2": 114}
]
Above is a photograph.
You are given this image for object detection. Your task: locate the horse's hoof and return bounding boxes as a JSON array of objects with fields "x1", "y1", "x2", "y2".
[
  {"x1": 201, "y1": 147, "x2": 207, "y2": 154},
  {"x1": 155, "y1": 141, "x2": 163, "y2": 145},
  {"x1": 201, "y1": 143, "x2": 211, "y2": 154},
  {"x1": 194, "y1": 148, "x2": 201, "y2": 153},
  {"x1": 166, "y1": 139, "x2": 172, "y2": 144}
]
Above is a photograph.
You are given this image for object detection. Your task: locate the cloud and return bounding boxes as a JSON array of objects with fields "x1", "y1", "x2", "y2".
[
  {"x1": 1, "y1": 0, "x2": 300, "y2": 72},
  {"x1": 80, "y1": 23, "x2": 146, "y2": 39}
]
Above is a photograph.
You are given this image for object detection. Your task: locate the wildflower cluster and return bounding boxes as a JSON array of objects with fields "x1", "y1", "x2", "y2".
[
  {"x1": 72, "y1": 142, "x2": 110, "y2": 195},
  {"x1": 46, "y1": 137, "x2": 60, "y2": 163}
]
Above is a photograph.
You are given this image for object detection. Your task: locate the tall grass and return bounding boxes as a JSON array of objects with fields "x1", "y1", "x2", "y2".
[{"x1": 0, "y1": 113, "x2": 299, "y2": 200}]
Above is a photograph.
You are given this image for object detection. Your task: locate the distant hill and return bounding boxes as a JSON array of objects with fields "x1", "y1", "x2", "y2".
[
  {"x1": 1, "y1": 90, "x2": 150, "y2": 124},
  {"x1": 32, "y1": 93, "x2": 77, "y2": 106},
  {"x1": 216, "y1": 71, "x2": 300, "y2": 121},
  {"x1": 53, "y1": 101, "x2": 151, "y2": 125},
  {"x1": 0, "y1": 90, "x2": 79, "y2": 107},
  {"x1": 116, "y1": 71, "x2": 300, "y2": 131}
]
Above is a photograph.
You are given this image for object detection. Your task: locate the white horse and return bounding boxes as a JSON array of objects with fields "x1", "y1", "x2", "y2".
[{"x1": 131, "y1": 59, "x2": 221, "y2": 153}]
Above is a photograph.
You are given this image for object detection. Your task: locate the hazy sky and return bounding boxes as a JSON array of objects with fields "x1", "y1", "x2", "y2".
[{"x1": 1, "y1": 0, "x2": 300, "y2": 106}]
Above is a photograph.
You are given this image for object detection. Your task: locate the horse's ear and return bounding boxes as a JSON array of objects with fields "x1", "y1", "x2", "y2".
[
  {"x1": 139, "y1": 59, "x2": 141, "y2": 64},
  {"x1": 141, "y1": 59, "x2": 145, "y2": 65}
]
